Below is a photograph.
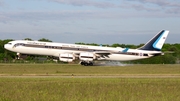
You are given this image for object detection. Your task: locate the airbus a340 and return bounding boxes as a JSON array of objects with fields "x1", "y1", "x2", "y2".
[{"x1": 4, "y1": 30, "x2": 169, "y2": 66}]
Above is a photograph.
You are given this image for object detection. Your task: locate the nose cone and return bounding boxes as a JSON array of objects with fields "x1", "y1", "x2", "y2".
[{"x1": 4, "y1": 44, "x2": 11, "y2": 50}]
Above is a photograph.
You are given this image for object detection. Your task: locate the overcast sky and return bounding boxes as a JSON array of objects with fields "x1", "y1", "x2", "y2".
[{"x1": 0, "y1": 0, "x2": 179, "y2": 44}]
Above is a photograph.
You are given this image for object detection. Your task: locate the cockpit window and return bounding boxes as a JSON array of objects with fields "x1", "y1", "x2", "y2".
[{"x1": 8, "y1": 43, "x2": 12, "y2": 45}]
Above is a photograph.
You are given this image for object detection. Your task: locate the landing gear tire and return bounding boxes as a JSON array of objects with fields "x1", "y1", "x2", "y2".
[
  {"x1": 89, "y1": 62, "x2": 93, "y2": 66},
  {"x1": 80, "y1": 61, "x2": 93, "y2": 66}
]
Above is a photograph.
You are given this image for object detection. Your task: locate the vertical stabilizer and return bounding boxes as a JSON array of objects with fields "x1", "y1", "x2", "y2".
[{"x1": 139, "y1": 30, "x2": 169, "y2": 51}]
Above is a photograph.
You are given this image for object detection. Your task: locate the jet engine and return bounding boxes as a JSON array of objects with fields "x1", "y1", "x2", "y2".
[
  {"x1": 59, "y1": 53, "x2": 75, "y2": 62},
  {"x1": 79, "y1": 52, "x2": 96, "y2": 61}
]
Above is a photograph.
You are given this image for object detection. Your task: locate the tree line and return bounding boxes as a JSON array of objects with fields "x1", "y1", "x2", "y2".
[{"x1": 0, "y1": 38, "x2": 179, "y2": 64}]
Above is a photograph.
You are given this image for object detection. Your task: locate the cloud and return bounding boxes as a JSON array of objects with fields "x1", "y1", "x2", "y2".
[
  {"x1": 0, "y1": 10, "x2": 97, "y2": 22},
  {"x1": 0, "y1": 1, "x2": 5, "y2": 7},
  {"x1": 1, "y1": 9, "x2": 134, "y2": 23},
  {"x1": 46, "y1": 0, "x2": 180, "y2": 14},
  {"x1": 125, "y1": 0, "x2": 180, "y2": 14},
  {"x1": 134, "y1": 0, "x2": 180, "y2": 7},
  {"x1": 1, "y1": 0, "x2": 180, "y2": 24},
  {"x1": 1, "y1": 9, "x2": 179, "y2": 24},
  {"x1": 120, "y1": 2, "x2": 160, "y2": 12},
  {"x1": 166, "y1": 7, "x2": 180, "y2": 14},
  {"x1": 49, "y1": 0, "x2": 117, "y2": 8}
]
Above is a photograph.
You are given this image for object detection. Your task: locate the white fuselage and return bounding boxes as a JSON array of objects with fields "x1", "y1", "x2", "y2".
[{"x1": 4, "y1": 40, "x2": 162, "y2": 61}]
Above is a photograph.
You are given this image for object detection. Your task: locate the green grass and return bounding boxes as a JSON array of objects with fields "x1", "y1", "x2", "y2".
[
  {"x1": 0, "y1": 78, "x2": 180, "y2": 101},
  {"x1": 0, "y1": 64, "x2": 180, "y2": 75},
  {"x1": 0, "y1": 64, "x2": 180, "y2": 101}
]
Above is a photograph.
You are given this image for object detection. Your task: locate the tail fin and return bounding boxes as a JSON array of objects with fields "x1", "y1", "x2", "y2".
[{"x1": 139, "y1": 30, "x2": 169, "y2": 51}]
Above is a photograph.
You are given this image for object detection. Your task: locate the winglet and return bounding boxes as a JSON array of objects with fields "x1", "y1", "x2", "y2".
[{"x1": 139, "y1": 30, "x2": 169, "y2": 51}]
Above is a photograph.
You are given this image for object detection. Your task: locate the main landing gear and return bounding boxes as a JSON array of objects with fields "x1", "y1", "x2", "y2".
[{"x1": 80, "y1": 61, "x2": 93, "y2": 66}]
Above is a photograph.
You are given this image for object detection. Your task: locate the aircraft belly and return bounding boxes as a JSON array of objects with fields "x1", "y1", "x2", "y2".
[{"x1": 106, "y1": 54, "x2": 148, "y2": 61}]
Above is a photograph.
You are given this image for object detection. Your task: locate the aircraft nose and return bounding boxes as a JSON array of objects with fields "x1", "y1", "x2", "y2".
[
  {"x1": 4, "y1": 44, "x2": 11, "y2": 50},
  {"x1": 4, "y1": 44, "x2": 8, "y2": 49}
]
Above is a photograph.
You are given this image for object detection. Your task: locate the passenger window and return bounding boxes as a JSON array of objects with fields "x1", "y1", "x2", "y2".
[{"x1": 143, "y1": 54, "x2": 148, "y2": 56}]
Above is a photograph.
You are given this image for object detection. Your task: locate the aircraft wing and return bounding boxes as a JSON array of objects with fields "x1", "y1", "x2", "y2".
[{"x1": 93, "y1": 51, "x2": 111, "y2": 57}]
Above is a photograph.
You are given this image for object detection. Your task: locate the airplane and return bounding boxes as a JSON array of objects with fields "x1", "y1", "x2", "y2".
[{"x1": 4, "y1": 30, "x2": 169, "y2": 66}]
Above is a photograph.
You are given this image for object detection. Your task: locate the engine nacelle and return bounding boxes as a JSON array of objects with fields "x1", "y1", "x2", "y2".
[
  {"x1": 59, "y1": 53, "x2": 75, "y2": 62},
  {"x1": 79, "y1": 52, "x2": 96, "y2": 61}
]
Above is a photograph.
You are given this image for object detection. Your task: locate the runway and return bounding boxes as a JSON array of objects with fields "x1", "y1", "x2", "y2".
[{"x1": 1, "y1": 74, "x2": 180, "y2": 78}]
